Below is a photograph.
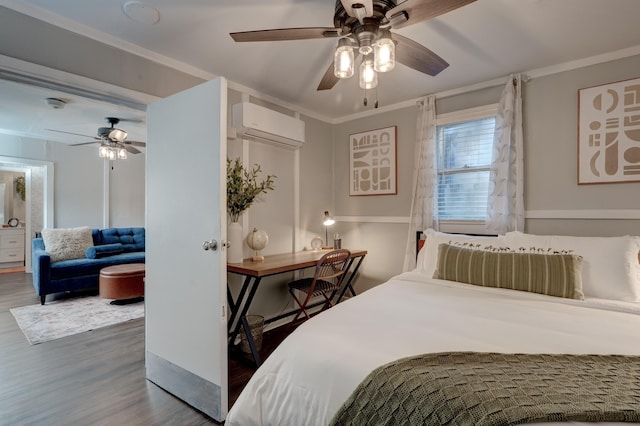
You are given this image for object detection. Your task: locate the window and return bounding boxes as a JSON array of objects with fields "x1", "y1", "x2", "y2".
[{"x1": 435, "y1": 105, "x2": 497, "y2": 231}]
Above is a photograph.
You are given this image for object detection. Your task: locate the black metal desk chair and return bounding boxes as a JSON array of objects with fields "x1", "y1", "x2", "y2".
[{"x1": 288, "y1": 249, "x2": 351, "y2": 324}]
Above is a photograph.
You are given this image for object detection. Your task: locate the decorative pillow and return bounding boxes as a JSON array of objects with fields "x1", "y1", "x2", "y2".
[
  {"x1": 417, "y1": 229, "x2": 504, "y2": 277},
  {"x1": 85, "y1": 243, "x2": 124, "y2": 259},
  {"x1": 434, "y1": 243, "x2": 584, "y2": 300},
  {"x1": 505, "y1": 231, "x2": 640, "y2": 302},
  {"x1": 41, "y1": 226, "x2": 94, "y2": 262}
]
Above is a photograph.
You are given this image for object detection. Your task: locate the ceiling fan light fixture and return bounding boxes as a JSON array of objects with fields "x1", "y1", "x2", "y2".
[
  {"x1": 107, "y1": 148, "x2": 117, "y2": 161},
  {"x1": 108, "y1": 128, "x2": 128, "y2": 142},
  {"x1": 359, "y1": 56, "x2": 377, "y2": 89},
  {"x1": 357, "y1": 34, "x2": 373, "y2": 56},
  {"x1": 374, "y1": 30, "x2": 395, "y2": 72},
  {"x1": 98, "y1": 144, "x2": 110, "y2": 158},
  {"x1": 117, "y1": 146, "x2": 128, "y2": 160},
  {"x1": 334, "y1": 39, "x2": 355, "y2": 79},
  {"x1": 351, "y1": 3, "x2": 368, "y2": 23}
]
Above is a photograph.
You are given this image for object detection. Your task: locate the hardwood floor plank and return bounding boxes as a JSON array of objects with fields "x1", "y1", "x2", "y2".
[{"x1": 0, "y1": 272, "x2": 293, "y2": 425}]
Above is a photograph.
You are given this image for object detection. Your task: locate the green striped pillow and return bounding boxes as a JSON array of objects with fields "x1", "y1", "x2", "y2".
[{"x1": 434, "y1": 243, "x2": 584, "y2": 300}]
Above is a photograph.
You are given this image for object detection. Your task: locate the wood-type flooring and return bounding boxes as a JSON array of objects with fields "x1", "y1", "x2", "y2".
[{"x1": 0, "y1": 271, "x2": 290, "y2": 425}]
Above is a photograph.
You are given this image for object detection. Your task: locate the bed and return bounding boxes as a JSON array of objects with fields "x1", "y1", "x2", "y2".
[{"x1": 226, "y1": 230, "x2": 640, "y2": 425}]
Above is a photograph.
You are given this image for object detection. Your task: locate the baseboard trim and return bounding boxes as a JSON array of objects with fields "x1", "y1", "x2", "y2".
[{"x1": 146, "y1": 351, "x2": 223, "y2": 421}]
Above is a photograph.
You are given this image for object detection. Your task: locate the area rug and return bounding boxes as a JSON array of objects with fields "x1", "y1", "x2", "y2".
[{"x1": 10, "y1": 296, "x2": 144, "y2": 345}]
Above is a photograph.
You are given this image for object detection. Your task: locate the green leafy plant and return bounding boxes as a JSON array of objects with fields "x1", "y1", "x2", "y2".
[
  {"x1": 227, "y1": 158, "x2": 276, "y2": 223},
  {"x1": 15, "y1": 176, "x2": 25, "y2": 201}
]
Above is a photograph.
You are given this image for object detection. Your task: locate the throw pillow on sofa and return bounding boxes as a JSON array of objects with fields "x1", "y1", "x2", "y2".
[
  {"x1": 41, "y1": 226, "x2": 94, "y2": 262},
  {"x1": 85, "y1": 243, "x2": 125, "y2": 259}
]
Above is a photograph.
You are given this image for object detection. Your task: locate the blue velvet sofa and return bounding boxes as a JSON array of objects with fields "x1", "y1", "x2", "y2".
[{"x1": 32, "y1": 227, "x2": 145, "y2": 305}]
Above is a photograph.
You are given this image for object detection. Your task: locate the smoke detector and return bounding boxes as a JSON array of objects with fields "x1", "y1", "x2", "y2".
[{"x1": 45, "y1": 97, "x2": 66, "y2": 109}]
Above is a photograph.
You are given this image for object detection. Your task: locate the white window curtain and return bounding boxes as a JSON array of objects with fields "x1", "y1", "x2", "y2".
[
  {"x1": 486, "y1": 74, "x2": 524, "y2": 234},
  {"x1": 403, "y1": 95, "x2": 438, "y2": 272}
]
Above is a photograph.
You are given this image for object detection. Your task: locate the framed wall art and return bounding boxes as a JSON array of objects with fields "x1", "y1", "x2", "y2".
[
  {"x1": 349, "y1": 126, "x2": 397, "y2": 196},
  {"x1": 578, "y1": 76, "x2": 640, "y2": 184}
]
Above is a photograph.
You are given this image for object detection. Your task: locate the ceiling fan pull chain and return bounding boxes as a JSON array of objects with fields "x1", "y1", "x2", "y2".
[
  {"x1": 363, "y1": 87, "x2": 368, "y2": 107},
  {"x1": 374, "y1": 86, "x2": 379, "y2": 109}
]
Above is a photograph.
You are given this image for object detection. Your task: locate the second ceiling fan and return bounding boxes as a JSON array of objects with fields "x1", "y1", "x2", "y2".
[{"x1": 230, "y1": 0, "x2": 476, "y2": 92}]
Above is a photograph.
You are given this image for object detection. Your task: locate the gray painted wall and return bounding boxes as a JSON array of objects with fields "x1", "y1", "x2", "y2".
[
  {"x1": 0, "y1": 6, "x2": 204, "y2": 98},
  {"x1": 333, "y1": 54, "x2": 640, "y2": 290},
  {"x1": 524, "y1": 54, "x2": 640, "y2": 236}
]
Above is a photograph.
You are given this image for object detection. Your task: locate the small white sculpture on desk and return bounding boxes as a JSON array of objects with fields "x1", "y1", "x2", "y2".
[{"x1": 247, "y1": 228, "x2": 269, "y2": 262}]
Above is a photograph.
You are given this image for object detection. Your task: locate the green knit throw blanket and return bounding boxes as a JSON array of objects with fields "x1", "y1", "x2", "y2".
[{"x1": 330, "y1": 352, "x2": 640, "y2": 426}]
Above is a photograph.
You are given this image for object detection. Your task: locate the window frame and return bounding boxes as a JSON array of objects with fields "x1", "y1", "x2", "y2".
[{"x1": 435, "y1": 104, "x2": 498, "y2": 235}]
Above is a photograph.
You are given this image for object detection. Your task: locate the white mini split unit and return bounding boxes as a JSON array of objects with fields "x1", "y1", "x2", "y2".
[{"x1": 232, "y1": 102, "x2": 305, "y2": 150}]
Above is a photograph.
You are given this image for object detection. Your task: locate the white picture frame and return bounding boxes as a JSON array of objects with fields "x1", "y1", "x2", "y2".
[
  {"x1": 349, "y1": 126, "x2": 397, "y2": 196},
  {"x1": 578, "y1": 76, "x2": 640, "y2": 184}
]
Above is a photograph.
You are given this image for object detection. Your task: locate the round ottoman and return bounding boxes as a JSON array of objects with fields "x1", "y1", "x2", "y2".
[{"x1": 99, "y1": 263, "x2": 145, "y2": 304}]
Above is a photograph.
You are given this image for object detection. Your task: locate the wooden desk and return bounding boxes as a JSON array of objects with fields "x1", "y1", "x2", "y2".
[{"x1": 227, "y1": 249, "x2": 367, "y2": 366}]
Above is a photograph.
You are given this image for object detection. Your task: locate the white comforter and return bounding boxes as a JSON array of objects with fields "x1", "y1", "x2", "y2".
[{"x1": 226, "y1": 272, "x2": 640, "y2": 426}]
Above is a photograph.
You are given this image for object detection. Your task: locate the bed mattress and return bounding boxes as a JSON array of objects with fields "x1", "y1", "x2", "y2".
[{"x1": 226, "y1": 272, "x2": 640, "y2": 425}]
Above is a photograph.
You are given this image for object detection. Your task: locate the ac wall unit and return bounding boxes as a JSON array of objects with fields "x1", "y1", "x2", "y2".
[{"x1": 232, "y1": 102, "x2": 305, "y2": 150}]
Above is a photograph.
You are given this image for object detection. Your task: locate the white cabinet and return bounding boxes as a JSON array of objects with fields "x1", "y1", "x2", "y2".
[{"x1": 0, "y1": 228, "x2": 24, "y2": 267}]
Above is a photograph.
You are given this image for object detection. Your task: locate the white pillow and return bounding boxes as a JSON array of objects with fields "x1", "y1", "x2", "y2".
[
  {"x1": 504, "y1": 231, "x2": 640, "y2": 302},
  {"x1": 418, "y1": 229, "x2": 503, "y2": 277},
  {"x1": 41, "y1": 226, "x2": 94, "y2": 262}
]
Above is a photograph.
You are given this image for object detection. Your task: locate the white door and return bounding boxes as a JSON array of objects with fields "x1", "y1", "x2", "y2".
[{"x1": 145, "y1": 78, "x2": 228, "y2": 421}]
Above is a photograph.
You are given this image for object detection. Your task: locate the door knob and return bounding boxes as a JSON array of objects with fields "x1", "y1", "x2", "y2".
[{"x1": 202, "y1": 240, "x2": 218, "y2": 251}]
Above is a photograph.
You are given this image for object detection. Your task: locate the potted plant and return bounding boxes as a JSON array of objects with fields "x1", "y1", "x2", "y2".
[{"x1": 226, "y1": 158, "x2": 275, "y2": 262}]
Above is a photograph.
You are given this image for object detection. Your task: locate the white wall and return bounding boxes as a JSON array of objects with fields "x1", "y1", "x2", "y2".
[
  {"x1": 108, "y1": 153, "x2": 145, "y2": 227},
  {"x1": 225, "y1": 89, "x2": 334, "y2": 322},
  {"x1": 0, "y1": 133, "x2": 144, "y2": 228}
]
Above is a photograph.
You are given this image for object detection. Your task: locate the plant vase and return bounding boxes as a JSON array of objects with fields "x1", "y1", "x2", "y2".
[{"x1": 227, "y1": 221, "x2": 244, "y2": 263}]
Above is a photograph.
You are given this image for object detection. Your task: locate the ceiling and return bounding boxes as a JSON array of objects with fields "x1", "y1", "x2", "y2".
[{"x1": 1, "y1": 0, "x2": 640, "y2": 144}]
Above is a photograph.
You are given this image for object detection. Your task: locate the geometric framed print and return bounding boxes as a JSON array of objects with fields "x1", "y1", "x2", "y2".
[
  {"x1": 349, "y1": 126, "x2": 397, "y2": 195},
  {"x1": 578, "y1": 76, "x2": 640, "y2": 184}
]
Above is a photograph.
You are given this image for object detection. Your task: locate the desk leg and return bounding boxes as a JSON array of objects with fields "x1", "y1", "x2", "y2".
[
  {"x1": 227, "y1": 275, "x2": 253, "y2": 334},
  {"x1": 228, "y1": 276, "x2": 262, "y2": 357},
  {"x1": 240, "y1": 315, "x2": 262, "y2": 367},
  {"x1": 336, "y1": 255, "x2": 366, "y2": 303}
]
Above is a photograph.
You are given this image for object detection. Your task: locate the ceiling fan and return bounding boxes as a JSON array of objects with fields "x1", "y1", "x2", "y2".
[
  {"x1": 230, "y1": 0, "x2": 476, "y2": 93},
  {"x1": 48, "y1": 117, "x2": 146, "y2": 159}
]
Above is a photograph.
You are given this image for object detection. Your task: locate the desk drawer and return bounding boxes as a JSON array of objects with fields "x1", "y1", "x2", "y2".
[
  {"x1": 0, "y1": 248, "x2": 24, "y2": 262},
  {"x1": 1, "y1": 236, "x2": 24, "y2": 249}
]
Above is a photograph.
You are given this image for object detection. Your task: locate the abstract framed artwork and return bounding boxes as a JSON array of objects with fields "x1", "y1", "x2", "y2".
[
  {"x1": 349, "y1": 126, "x2": 397, "y2": 196},
  {"x1": 578, "y1": 76, "x2": 640, "y2": 184}
]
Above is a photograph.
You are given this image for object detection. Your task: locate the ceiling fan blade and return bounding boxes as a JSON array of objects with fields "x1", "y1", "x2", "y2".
[
  {"x1": 317, "y1": 61, "x2": 340, "y2": 91},
  {"x1": 46, "y1": 129, "x2": 100, "y2": 140},
  {"x1": 230, "y1": 27, "x2": 341, "y2": 42},
  {"x1": 125, "y1": 145, "x2": 142, "y2": 154},
  {"x1": 340, "y1": 0, "x2": 374, "y2": 18},
  {"x1": 70, "y1": 141, "x2": 102, "y2": 146},
  {"x1": 126, "y1": 140, "x2": 146, "y2": 147},
  {"x1": 394, "y1": 33, "x2": 449, "y2": 76},
  {"x1": 386, "y1": 0, "x2": 476, "y2": 29}
]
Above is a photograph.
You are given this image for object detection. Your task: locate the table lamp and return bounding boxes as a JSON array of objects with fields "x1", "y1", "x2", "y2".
[{"x1": 323, "y1": 210, "x2": 335, "y2": 249}]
